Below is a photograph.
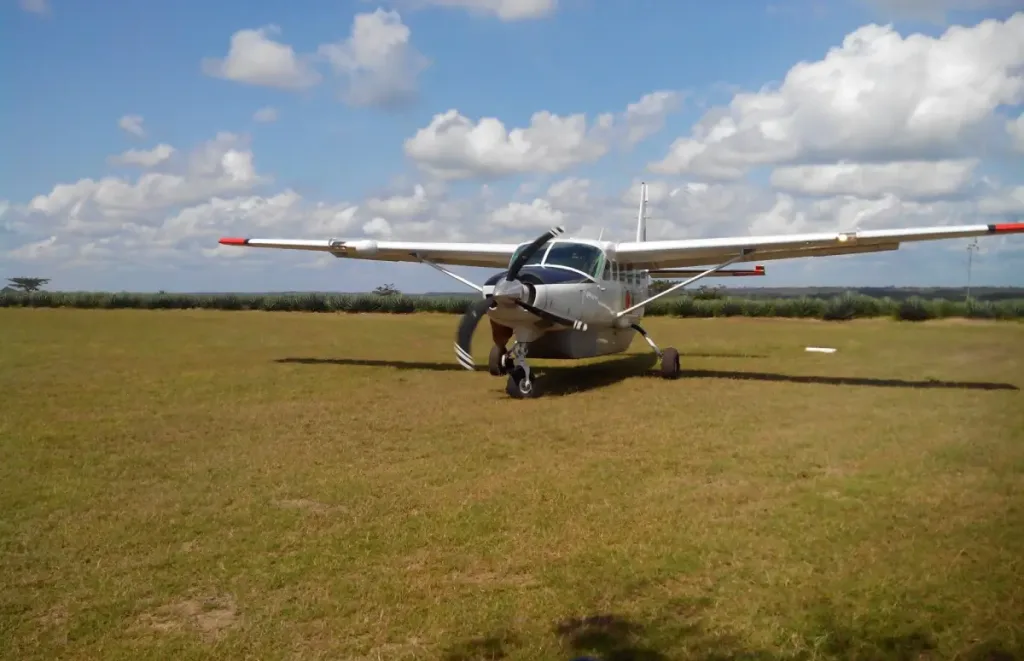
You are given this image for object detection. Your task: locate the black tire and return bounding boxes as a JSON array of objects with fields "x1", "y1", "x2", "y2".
[
  {"x1": 488, "y1": 345, "x2": 507, "y2": 376},
  {"x1": 660, "y1": 347, "x2": 681, "y2": 379},
  {"x1": 505, "y1": 368, "x2": 541, "y2": 398}
]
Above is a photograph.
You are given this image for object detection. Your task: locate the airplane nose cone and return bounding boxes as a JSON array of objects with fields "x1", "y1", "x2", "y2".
[{"x1": 491, "y1": 279, "x2": 527, "y2": 304}]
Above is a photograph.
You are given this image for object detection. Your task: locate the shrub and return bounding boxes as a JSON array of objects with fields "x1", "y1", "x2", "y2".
[{"x1": 895, "y1": 297, "x2": 933, "y2": 322}]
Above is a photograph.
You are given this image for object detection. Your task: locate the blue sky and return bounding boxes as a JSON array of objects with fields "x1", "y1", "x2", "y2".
[{"x1": 1, "y1": 0, "x2": 1022, "y2": 293}]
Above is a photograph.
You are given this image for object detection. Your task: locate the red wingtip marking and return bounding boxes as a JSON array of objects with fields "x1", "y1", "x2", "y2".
[
  {"x1": 993, "y1": 223, "x2": 1024, "y2": 233},
  {"x1": 218, "y1": 237, "x2": 248, "y2": 245}
]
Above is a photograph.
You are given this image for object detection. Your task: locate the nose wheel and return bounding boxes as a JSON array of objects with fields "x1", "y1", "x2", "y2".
[
  {"x1": 506, "y1": 366, "x2": 540, "y2": 398},
  {"x1": 503, "y1": 342, "x2": 541, "y2": 398}
]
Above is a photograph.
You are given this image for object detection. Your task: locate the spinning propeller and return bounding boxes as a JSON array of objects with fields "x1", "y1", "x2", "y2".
[{"x1": 453, "y1": 226, "x2": 588, "y2": 371}]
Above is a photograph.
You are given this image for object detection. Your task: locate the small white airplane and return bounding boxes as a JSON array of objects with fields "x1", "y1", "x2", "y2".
[{"x1": 218, "y1": 183, "x2": 1023, "y2": 398}]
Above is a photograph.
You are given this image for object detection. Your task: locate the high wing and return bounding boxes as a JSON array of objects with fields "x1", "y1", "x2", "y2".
[
  {"x1": 612, "y1": 222, "x2": 1024, "y2": 270},
  {"x1": 217, "y1": 237, "x2": 519, "y2": 269}
]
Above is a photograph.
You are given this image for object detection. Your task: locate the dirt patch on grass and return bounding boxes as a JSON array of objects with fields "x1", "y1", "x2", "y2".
[
  {"x1": 274, "y1": 497, "x2": 336, "y2": 513},
  {"x1": 136, "y1": 593, "x2": 238, "y2": 639},
  {"x1": 449, "y1": 569, "x2": 540, "y2": 589}
]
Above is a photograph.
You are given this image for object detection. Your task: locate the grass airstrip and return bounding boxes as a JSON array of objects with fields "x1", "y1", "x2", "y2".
[{"x1": 1, "y1": 308, "x2": 1022, "y2": 660}]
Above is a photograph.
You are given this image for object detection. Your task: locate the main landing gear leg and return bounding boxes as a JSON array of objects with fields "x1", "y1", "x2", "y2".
[
  {"x1": 505, "y1": 342, "x2": 540, "y2": 398},
  {"x1": 631, "y1": 323, "x2": 680, "y2": 380},
  {"x1": 619, "y1": 253, "x2": 757, "y2": 382}
]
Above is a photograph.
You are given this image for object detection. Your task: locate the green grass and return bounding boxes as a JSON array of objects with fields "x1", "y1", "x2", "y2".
[{"x1": 1, "y1": 309, "x2": 1022, "y2": 660}]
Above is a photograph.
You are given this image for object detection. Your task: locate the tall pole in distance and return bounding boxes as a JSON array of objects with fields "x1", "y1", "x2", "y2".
[{"x1": 965, "y1": 238, "x2": 979, "y2": 304}]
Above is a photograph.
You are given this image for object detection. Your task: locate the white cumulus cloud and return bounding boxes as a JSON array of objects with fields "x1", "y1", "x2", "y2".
[
  {"x1": 19, "y1": 0, "x2": 50, "y2": 16},
  {"x1": 860, "y1": 0, "x2": 1019, "y2": 24},
  {"x1": 769, "y1": 160, "x2": 980, "y2": 199},
  {"x1": 118, "y1": 115, "x2": 146, "y2": 138},
  {"x1": 317, "y1": 9, "x2": 429, "y2": 108},
  {"x1": 408, "y1": 0, "x2": 557, "y2": 20},
  {"x1": 404, "y1": 90, "x2": 683, "y2": 179},
  {"x1": 108, "y1": 144, "x2": 177, "y2": 168},
  {"x1": 253, "y1": 107, "x2": 279, "y2": 123},
  {"x1": 490, "y1": 198, "x2": 565, "y2": 229},
  {"x1": 201, "y1": 11, "x2": 427, "y2": 108},
  {"x1": 20, "y1": 132, "x2": 267, "y2": 240},
  {"x1": 201, "y1": 25, "x2": 322, "y2": 90},
  {"x1": 1008, "y1": 114, "x2": 1024, "y2": 152},
  {"x1": 649, "y1": 13, "x2": 1024, "y2": 179}
]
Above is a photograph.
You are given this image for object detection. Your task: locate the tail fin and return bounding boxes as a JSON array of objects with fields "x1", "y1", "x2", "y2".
[{"x1": 635, "y1": 181, "x2": 648, "y2": 242}]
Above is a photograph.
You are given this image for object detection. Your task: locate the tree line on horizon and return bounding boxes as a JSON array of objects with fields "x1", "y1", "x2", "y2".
[
  {"x1": 3, "y1": 287, "x2": 1022, "y2": 322},
  {"x1": 6, "y1": 275, "x2": 1023, "y2": 321},
  {"x1": 7, "y1": 276, "x2": 1022, "y2": 302}
]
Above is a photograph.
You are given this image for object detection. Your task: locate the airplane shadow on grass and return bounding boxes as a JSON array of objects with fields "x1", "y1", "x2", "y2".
[
  {"x1": 679, "y1": 369, "x2": 1019, "y2": 392},
  {"x1": 275, "y1": 354, "x2": 1018, "y2": 395},
  {"x1": 275, "y1": 353, "x2": 663, "y2": 396},
  {"x1": 441, "y1": 598, "x2": 1021, "y2": 660}
]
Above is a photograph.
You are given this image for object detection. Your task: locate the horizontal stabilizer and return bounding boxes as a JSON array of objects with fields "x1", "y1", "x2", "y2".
[{"x1": 649, "y1": 265, "x2": 765, "y2": 278}]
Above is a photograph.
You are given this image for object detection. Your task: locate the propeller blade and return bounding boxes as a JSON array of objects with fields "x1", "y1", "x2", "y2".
[
  {"x1": 454, "y1": 297, "x2": 493, "y2": 370},
  {"x1": 515, "y1": 300, "x2": 588, "y2": 332},
  {"x1": 506, "y1": 226, "x2": 564, "y2": 281}
]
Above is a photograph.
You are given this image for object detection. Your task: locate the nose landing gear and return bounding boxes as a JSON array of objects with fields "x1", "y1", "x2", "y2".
[{"x1": 503, "y1": 342, "x2": 539, "y2": 398}]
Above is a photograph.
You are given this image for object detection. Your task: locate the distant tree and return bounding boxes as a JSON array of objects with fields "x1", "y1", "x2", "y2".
[
  {"x1": 648, "y1": 279, "x2": 678, "y2": 295},
  {"x1": 648, "y1": 281, "x2": 725, "y2": 299},
  {"x1": 693, "y1": 285, "x2": 725, "y2": 300},
  {"x1": 373, "y1": 283, "x2": 400, "y2": 296},
  {"x1": 6, "y1": 277, "x2": 50, "y2": 292}
]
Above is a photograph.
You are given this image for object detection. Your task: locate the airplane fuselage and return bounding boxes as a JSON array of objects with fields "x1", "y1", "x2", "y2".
[{"x1": 481, "y1": 239, "x2": 650, "y2": 359}]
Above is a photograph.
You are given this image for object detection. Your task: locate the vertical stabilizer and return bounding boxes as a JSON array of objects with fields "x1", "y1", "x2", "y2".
[{"x1": 635, "y1": 181, "x2": 648, "y2": 242}]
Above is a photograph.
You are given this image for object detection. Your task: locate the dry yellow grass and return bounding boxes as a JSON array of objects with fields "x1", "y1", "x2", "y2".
[{"x1": 1, "y1": 309, "x2": 1022, "y2": 660}]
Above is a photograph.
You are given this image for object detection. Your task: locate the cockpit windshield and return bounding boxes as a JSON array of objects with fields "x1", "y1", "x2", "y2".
[
  {"x1": 509, "y1": 242, "x2": 547, "y2": 269},
  {"x1": 544, "y1": 242, "x2": 603, "y2": 278},
  {"x1": 507, "y1": 240, "x2": 604, "y2": 279}
]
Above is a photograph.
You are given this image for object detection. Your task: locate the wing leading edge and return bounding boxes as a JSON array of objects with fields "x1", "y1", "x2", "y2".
[
  {"x1": 612, "y1": 222, "x2": 1024, "y2": 269},
  {"x1": 219, "y1": 222, "x2": 1024, "y2": 270},
  {"x1": 217, "y1": 237, "x2": 519, "y2": 269}
]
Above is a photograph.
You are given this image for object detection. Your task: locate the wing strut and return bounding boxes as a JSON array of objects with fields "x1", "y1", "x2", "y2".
[
  {"x1": 616, "y1": 249, "x2": 753, "y2": 318},
  {"x1": 415, "y1": 254, "x2": 485, "y2": 293}
]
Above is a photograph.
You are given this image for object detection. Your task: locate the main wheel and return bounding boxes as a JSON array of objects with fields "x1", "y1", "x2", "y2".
[
  {"x1": 660, "y1": 347, "x2": 681, "y2": 379},
  {"x1": 488, "y1": 345, "x2": 508, "y2": 376},
  {"x1": 505, "y1": 367, "x2": 541, "y2": 398}
]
